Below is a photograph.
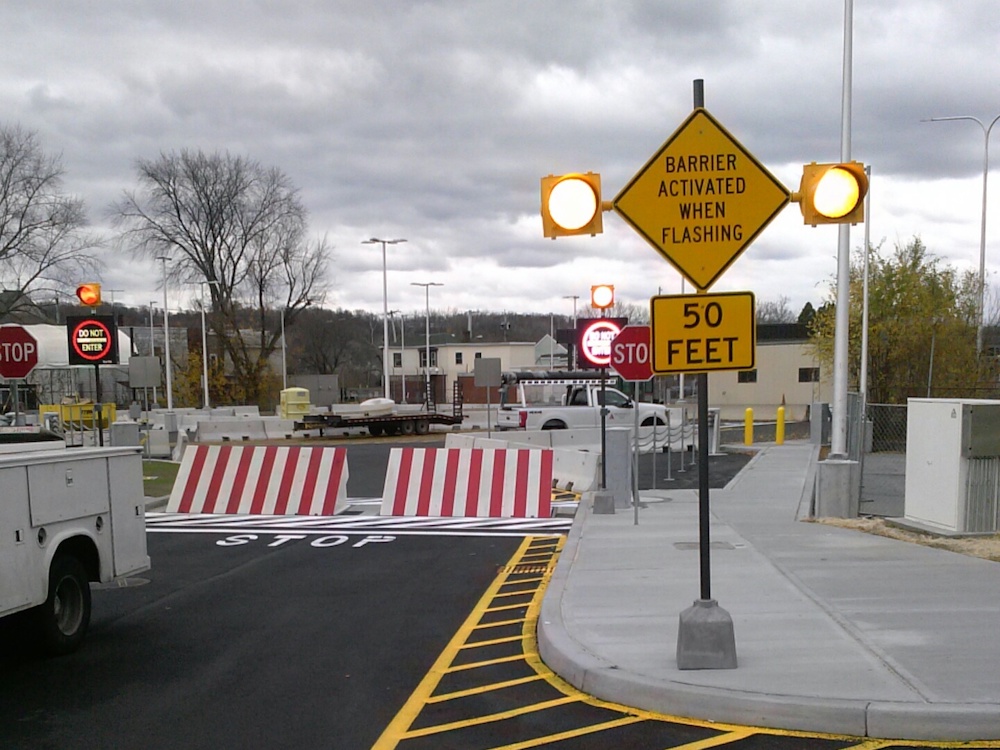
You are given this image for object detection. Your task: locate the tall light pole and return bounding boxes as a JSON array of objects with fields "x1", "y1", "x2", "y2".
[
  {"x1": 155, "y1": 256, "x2": 173, "y2": 410},
  {"x1": 924, "y1": 113, "x2": 1000, "y2": 354},
  {"x1": 197, "y1": 281, "x2": 219, "y2": 408},
  {"x1": 149, "y1": 301, "x2": 158, "y2": 404},
  {"x1": 830, "y1": 0, "x2": 854, "y2": 459},
  {"x1": 363, "y1": 237, "x2": 406, "y2": 399},
  {"x1": 562, "y1": 294, "x2": 579, "y2": 369},
  {"x1": 411, "y1": 282, "x2": 443, "y2": 406}
]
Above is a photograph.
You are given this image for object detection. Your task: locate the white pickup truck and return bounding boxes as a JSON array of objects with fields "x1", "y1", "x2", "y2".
[
  {"x1": 0, "y1": 432, "x2": 150, "y2": 655},
  {"x1": 497, "y1": 377, "x2": 675, "y2": 431}
]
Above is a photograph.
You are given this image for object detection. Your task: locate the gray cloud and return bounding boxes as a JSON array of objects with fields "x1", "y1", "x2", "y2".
[{"x1": 2, "y1": 0, "x2": 998, "y2": 316}]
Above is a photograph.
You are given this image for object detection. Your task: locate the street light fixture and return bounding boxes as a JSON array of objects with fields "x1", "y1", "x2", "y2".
[
  {"x1": 363, "y1": 237, "x2": 407, "y2": 399},
  {"x1": 924, "y1": 113, "x2": 1000, "y2": 354},
  {"x1": 411, "y1": 282, "x2": 443, "y2": 407},
  {"x1": 155, "y1": 256, "x2": 173, "y2": 410}
]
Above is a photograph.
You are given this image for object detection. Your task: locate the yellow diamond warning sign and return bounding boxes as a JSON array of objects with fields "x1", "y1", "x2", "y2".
[{"x1": 613, "y1": 108, "x2": 789, "y2": 291}]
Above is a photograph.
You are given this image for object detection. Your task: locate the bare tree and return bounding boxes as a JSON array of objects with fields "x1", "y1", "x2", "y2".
[
  {"x1": 110, "y1": 149, "x2": 331, "y2": 404},
  {"x1": 0, "y1": 125, "x2": 101, "y2": 320},
  {"x1": 756, "y1": 295, "x2": 796, "y2": 324}
]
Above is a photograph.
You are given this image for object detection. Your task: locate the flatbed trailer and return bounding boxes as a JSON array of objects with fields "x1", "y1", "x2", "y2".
[
  {"x1": 296, "y1": 385, "x2": 465, "y2": 437},
  {"x1": 294, "y1": 410, "x2": 463, "y2": 437}
]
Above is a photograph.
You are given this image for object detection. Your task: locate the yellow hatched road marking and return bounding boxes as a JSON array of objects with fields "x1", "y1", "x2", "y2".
[
  {"x1": 669, "y1": 730, "x2": 756, "y2": 749},
  {"x1": 401, "y1": 696, "x2": 578, "y2": 739},
  {"x1": 473, "y1": 617, "x2": 526, "y2": 630},
  {"x1": 374, "y1": 534, "x2": 1000, "y2": 749},
  {"x1": 490, "y1": 716, "x2": 646, "y2": 749},
  {"x1": 371, "y1": 536, "x2": 539, "y2": 750},
  {"x1": 459, "y1": 634, "x2": 522, "y2": 649},
  {"x1": 444, "y1": 653, "x2": 523, "y2": 673},
  {"x1": 426, "y1": 674, "x2": 545, "y2": 703}
]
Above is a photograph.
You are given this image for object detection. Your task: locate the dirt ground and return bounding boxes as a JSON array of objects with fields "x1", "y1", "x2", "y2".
[{"x1": 814, "y1": 516, "x2": 1000, "y2": 563}]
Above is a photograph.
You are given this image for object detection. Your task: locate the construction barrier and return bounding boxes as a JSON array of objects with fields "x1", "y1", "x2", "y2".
[
  {"x1": 380, "y1": 447, "x2": 553, "y2": 518},
  {"x1": 194, "y1": 418, "x2": 269, "y2": 442},
  {"x1": 167, "y1": 444, "x2": 349, "y2": 515}
]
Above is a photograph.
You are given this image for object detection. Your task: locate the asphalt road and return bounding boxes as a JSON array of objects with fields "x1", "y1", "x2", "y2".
[
  {"x1": 0, "y1": 440, "x2": 756, "y2": 749},
  {"x1": 0, "y1": 530, "x2": 524, "y2": 749}
]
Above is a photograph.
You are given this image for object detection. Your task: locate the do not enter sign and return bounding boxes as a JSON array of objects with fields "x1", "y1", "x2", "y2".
[
  {"x1": 610, "y1": 325, "x2": 653, "y2": 382},
  {"x1": 0, "y1": 326, "x2": 39, "y2": 379},
  {"x1": 66, "y1": 315, "x2": 120, "y2": 366}
]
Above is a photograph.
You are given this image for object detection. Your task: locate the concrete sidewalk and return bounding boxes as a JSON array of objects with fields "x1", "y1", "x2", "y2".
[{"x1": 538, "y1": 441, "x2": 1000, "y2": 741}]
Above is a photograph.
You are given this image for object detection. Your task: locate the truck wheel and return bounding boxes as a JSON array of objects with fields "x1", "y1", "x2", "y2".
[
  {"x1": 541, "y1": 420, "x2": 567, "y2": 430},
  {"x1": 369, "y1": 424, "x2": 384, "y2": 437},
  {"x1": 641, "y1": 416, "x2": 666, "y2": 426},
  {"x1": 400, "y1": 419, "x2": 416, "y2": 436},
  {"x1": 415, "y1": 419, "x2": 430, "y2": 435},
  {"x1": 35, "y1": 554, "x2": 91, "y2": 656}
]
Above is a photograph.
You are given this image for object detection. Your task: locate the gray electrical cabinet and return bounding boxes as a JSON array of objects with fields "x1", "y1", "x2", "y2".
[{"x1": 905, "y1": 399, "x2": 1000, "y2": 534}]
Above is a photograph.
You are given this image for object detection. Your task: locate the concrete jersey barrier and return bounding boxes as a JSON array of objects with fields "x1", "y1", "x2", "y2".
[
  {"x1": 380, "y1": 447, "x2": 553, "y2": 518},
  {"x1": 167, "y1": 444, "x2": 349, "y2": 515}
]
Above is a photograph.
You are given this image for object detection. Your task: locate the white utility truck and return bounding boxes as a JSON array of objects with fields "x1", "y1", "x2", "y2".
[
  {"x1": 496, "y1": 372, "x2": 677, "y2": 431},
  {"x1": 0, "y1": 431, "x2": 150, "y2": 655}
]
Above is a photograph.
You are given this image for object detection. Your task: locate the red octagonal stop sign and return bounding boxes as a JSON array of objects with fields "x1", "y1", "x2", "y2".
[
  {"x1": 610, "y1": 325, "x2": 653, "y2": 382},
  {"x1": 0, "y1": 325, "x2": 40, "y2": 379}
]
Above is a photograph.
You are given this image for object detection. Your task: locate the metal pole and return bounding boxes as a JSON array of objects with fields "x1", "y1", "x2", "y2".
[
  {"x1": 633, "y1": 379, "x2": 640, "y2": 525},
  {"x1": 400, "y1": 313, "x2": 407, "y2": 403},
  {"x1": 381, "y1": 243, "x2": 389, "y2": 398},
  {"x1": 562, "y1": 295, "x2": 579, "y2": 369},
  {"x1": 156, "y1": 256, "x2": 173, "y2": 411},
  {"x1": 149, "y1": 301, "x2": 158, "y2": 405},
  {"x1": 363, "y1": 237, "x2": 407, "y2": 399},
  {"x1": 424, "y1": 289, "x2": 430, "y2": 401},
  {"x1": 201, "y1": 283, "x2": 212, "y2": 408},
  {"x1": 693, "y1": 78, "x2": 711, "y2": 600},
  {"x1": 411, "y1": 281, "x2": 443, "y2": 408},
  {"x1": 831, "y1": 0, "x2": 854, "y2": 458},
  {"x1": 280, "y1": 307, "x2": 287, "y2": 392},
  {"x1": 860, "y1": 166, "x2": 872, "y2": 400},
  {"x1": 600, "y1": 366, "x2": 607, "y2": 489}
]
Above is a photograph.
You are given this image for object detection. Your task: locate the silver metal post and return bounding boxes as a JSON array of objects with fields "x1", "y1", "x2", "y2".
[
  {"x1": 156, "y1": 256, "x2": 173, "y2": 411},
  {"x1": 363, "y1": 237, "x2": 407, "y2": 399}
]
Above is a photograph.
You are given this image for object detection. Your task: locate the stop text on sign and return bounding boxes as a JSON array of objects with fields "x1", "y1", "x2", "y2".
[
  {"x1": 609, "y1": 325, "x2": 653, "y2": 381},
  {"x1": 650, "y1": 291, "x2": 756, "y2": 373},
  {"x1": 0, "y1": 340, "x2": 36, "y2": 362}
]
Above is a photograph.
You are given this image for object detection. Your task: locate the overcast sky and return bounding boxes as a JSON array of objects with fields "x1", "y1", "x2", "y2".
[{"x1": 3, "y1": 1, "x2": 999, "y2": 322}]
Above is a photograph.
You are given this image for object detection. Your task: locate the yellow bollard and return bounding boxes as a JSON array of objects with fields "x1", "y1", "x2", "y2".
[
  {"x1": 744, "y1": 407, "x2": 753, "y2": 445},
  {"x1": 776, "y1": 406, "x2": 785, "y2": 445}
]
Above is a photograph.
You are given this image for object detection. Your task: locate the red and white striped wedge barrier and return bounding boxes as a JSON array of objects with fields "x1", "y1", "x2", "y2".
[
  {"x1": 380, "y1": 447, "x2": 553, "y2": 518},
  {"x1": 167, "y1": 444, "x2": 349, "y2": 515}
]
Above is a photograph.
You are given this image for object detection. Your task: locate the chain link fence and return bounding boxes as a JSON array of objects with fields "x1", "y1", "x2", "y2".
[{"x1": 856, "y1": 399, "x2": 908, "y2": 517}]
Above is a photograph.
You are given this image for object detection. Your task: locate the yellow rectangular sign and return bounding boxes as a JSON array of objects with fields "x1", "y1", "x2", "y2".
[{"x1": 650, "y1": 291, "x2": 756, "y2": 373}]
